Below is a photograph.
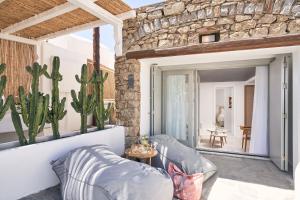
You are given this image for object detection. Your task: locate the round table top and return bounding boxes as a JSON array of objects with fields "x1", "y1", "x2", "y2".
[
  {"x1": 125, "y1": 145, "x2": 158, "y2": 159},
  {"x1": 211, "y1": 132, "x2": 227, "y2": 137},
  {"x1": 207, "y1": 128, "x2": 228, "y2": 133}
]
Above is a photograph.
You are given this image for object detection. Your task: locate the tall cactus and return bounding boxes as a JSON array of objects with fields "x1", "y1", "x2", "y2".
[
  {"x1": 45, "y1": 57, "x2": 67, "y2": 139},
  {"x1": 71, "y1": 64, "x2": 95, "y2": 134},
  {"x1": 0, "y1": 64, "x2": 13, "y2": 121},
  {"x1": 11, "y1": 62, "x2": 50, "y2": 144},
  {"x1": 92, "y1": 70, "x2": 112, "y2": 130}
]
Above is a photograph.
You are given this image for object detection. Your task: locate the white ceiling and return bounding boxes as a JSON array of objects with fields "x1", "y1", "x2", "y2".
[{"x1": 199, "y1": 67, "x2": 256, "y2": 82}]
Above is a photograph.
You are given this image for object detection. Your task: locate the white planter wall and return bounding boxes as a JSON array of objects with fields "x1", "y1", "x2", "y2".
[{"x1": 0, "y1": 126, "x2": 125, "y2": 200}]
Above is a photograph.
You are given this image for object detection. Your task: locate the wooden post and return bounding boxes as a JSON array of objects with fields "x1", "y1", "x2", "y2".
[
  {"x1": 93, "y1": 27, "x2": 100, "y2": 127},
  {"x1": 93, "y1": 27, "x2": 100, "y2": 72},
  {"x1": 93, "y1": 27, "x2": 105, "y2": 129}
]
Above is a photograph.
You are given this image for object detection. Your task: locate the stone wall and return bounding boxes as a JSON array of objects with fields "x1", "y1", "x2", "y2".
[
  {"x1": 114, "y1": 56, "x2": 140, "y2": 145},
  {"x1": 123, "y1": 0, "x2": 300, "y2": 53},
  {"x1": 116, "y1": 0, "x2": 300, "y2": 141}
]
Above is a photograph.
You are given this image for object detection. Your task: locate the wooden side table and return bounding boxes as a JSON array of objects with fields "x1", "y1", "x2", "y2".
[
  {"x1": 207, "y1": 129, "x2": 216, "y2": 143},
  {"x1": 211, "y1": 133, "x2": 227, "y2": 148},
  {"x1": 125, "y1": 144, "x2": 158, "y2": 166}
]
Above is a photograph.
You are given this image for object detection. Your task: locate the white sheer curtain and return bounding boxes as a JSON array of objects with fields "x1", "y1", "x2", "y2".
[
  {"x1": 249, "y1": 66, "x2": 268, "y2": 155},
  {"x1": 165, "y1": 75, "x2": 187, "y2": 141}
]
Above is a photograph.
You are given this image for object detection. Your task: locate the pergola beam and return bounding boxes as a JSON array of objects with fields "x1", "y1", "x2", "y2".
[
  {"x1": 1, "y1": 0, "x2": 97, "y2": 34},
  {"x1": 0, "y1": 33, "x2": 38, "y2": 45},
  {"x1": 37, "y1": 10, "x2": 135, "y2": 41},
  {"x1": 0, "y1": 0, "x2": 136, "y2": 56},
  {"x1": 113, "y1": 24, "x2": 123, "y2": 56},
  {"x1": 37, "y1": 20, "x2": 104, "y2": 41},
  {"x1": 67, "y1": 0, "x2": 122, "y2": 25},
  {"x1": 67, "y1": 0, "x2": 125, "y2": 55},
  {"x1": 1, "y1": 3, "x2": 76, "y2": 34}
]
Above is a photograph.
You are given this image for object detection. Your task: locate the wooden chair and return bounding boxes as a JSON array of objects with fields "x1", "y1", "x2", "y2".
[{"x1": 240, "y1": 126, "x2": 251, "y2": 152}]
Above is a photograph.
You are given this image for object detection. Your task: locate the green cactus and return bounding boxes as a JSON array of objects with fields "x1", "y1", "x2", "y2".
[
  {"x1": 45, "y1": 57, "x2": 67, "y2": 139},
  {"x1": 71, "y1": 64, "x2": 95, "y2": 134},
  {"x1": 0, "y1": 64, "x2": 13, "y2": 121},
  {"x1": 11, "y1": 62, "x2": 50, "y2": 145},
  {"x1": 92, "y1": 70, "x2": 112, "y2": 130},
  {"x1": 10, "y1": 101, "x2": 27, "y2": 145}
]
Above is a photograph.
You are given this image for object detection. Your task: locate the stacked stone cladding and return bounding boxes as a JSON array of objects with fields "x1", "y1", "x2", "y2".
[{"x1": 123, "y1": 0, "x2": 300, "y2": 53}]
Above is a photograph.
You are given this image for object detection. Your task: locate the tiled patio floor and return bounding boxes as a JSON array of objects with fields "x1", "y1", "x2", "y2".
[
  {"x1": 202, "y1": 154, "x2": 294, "y2": 200},
  {"x1": 21, "y1": 153, "x2": 294, "y2": 200}
]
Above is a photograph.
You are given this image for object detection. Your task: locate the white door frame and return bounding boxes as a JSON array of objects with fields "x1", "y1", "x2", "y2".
[
  {"x1": 213, "y1": 86, "x2": 235, "y2": 135},
  {"x1": 142, "y1": 45, "x2": 300, "y2": 178}
]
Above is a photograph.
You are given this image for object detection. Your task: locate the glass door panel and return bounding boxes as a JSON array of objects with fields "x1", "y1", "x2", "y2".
[{"x1": 162, "y1": 70, "x2": 195, "y2": 147}]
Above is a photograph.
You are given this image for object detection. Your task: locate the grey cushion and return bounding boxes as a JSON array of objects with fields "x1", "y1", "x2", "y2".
[
  {"x1": 150, "y1": 135, "x2": 217, "y2": 182},
  {"x1": 51, "y1": 145, "x2": 173, "y2": 200}
]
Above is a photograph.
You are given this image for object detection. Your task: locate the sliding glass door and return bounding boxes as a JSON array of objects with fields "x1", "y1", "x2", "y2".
[
  {"x1": 162, "y1": 70, "x2": 195, "y2": 147},
  {"x1": 269, "y1": 55, "x2": 292, "y2": 171}
]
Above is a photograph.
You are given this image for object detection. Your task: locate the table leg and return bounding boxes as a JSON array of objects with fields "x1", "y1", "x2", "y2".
[
  {"x1": 220, "y1": 137, "x2": 223, "y2": 147},
  {"x1": 224, "y1": 136, "x2": 227, "y2": 143},
  {"x1": 212, "y1": 136, "x2": 215, "y2": 147},
  {"x1": 149, "y1": 157, "x2": 152, "y2": 166}
]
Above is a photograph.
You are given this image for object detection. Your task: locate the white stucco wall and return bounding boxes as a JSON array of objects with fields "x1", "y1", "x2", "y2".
[
  {"x1": 0, "y1": 126, "x2": 125, "y2": 200},
  {"x1": 38, "y1": 35, "x2": 115, "y2": 134},
  {"x1": 140, "y1": 60, "x2": 151, "y2": 136},
  {"x1": 40, "y1": 42, "x2": 90, "y2": 133},
  {"x1": 48, "y1": 35, "x2": 115, "y2": 69}
]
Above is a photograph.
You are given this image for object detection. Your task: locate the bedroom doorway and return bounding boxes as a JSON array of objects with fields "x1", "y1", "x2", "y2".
[{"x1": 215, "y1": 87, "x2": 234, "y2": 135}]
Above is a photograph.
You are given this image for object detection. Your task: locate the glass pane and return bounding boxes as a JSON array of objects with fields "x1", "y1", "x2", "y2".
[{"x1": 164, "y1": 74, "x2": 188, "y2": 141}]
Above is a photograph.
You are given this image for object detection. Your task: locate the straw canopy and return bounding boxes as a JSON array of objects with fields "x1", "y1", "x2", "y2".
[{"x1": 0, "y1": 0, "x2": 132, "y2": 39}]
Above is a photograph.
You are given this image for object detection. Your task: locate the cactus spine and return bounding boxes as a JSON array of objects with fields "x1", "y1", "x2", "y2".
[
  {"x1": 45, "y1": 57, "x2": 67, "y2": 139},
  {"x1": 11, "y1": 62, "x2": 50, "y2": 144},
  {"x1": 71, "y1": 64, "x2": 95, "y2": 134},
  {"x1": 0, "y1": 64, "x2": 13, "y2": 121},
  {"x1": 93, "y1": 70, "x2": 111, "y2": 130}
]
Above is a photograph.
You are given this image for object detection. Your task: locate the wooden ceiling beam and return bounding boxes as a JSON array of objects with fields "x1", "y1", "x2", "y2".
[
  {"x1": 37, "y1": 10, "x2": 135, "y2": 41},
  {"x1": 126, "y1": 34, "x2": 300, "y2": 59},
  {"x1": 67, "y1": 0, "x2": 126, "y2": 56},
  {"x1": 0, "y1": 33, "x2": 38, "y2": 45},
  {"x1": 1, "y1": 0, "x2": 97, "y2": 34},
  {"x1": 67, "y1": 0, "x2": 122, "y2": 25}
]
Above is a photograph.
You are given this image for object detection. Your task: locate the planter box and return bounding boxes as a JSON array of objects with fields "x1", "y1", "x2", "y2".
[{"x1": 0, "y1": 126, "x2": 125, "y2": 200}]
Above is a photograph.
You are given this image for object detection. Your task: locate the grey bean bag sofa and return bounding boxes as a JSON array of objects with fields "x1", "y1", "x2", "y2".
[
  {"x1": 149, "y1": 135, "x2": 217, "y2": 182},
  {"x1": 51, "y1": 145, "x2": 173, "y2": 200}
]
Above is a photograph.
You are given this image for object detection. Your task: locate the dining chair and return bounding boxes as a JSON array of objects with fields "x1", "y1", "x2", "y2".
[{"x1": 240, "y1": 126, "x2": 251, "y2": 152}]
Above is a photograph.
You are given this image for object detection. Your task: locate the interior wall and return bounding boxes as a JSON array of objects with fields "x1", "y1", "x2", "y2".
[{"x1": 199, "y1": 82, "x2": 245, "y2": 137}]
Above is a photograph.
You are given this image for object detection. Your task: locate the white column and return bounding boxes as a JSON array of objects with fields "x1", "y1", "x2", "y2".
[{"x1": 114, "y1": 23, "x2": 123, "y2": 56}]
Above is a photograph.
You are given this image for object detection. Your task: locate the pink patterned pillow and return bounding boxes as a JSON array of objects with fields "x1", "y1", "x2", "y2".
[{"x1": 168, "y1": 162, "x2": 204, "y2": 200}]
